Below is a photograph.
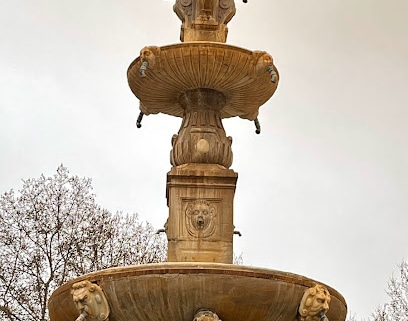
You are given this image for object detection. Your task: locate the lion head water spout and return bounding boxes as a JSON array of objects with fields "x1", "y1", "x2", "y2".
[{"x1": 71, "y1": 281, "x2": 109, "y2": 321}]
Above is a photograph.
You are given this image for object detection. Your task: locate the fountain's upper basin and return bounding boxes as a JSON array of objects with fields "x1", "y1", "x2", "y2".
[
  {"x1": 127, "y1": 42, "x2": 279, "y2": 121},
  {"x1": 48, "y1": 262, "x2": 346, "y2": 321}
]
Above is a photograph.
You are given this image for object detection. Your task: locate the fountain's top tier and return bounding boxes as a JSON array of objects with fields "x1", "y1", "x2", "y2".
[{"x1": 174, "y1": 0, "x2": 236, "y2": 42}]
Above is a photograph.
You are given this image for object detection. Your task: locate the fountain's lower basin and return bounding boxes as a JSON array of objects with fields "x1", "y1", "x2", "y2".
[{"x1": 48, "y1": 263, "x2": 346, "y2": 321}]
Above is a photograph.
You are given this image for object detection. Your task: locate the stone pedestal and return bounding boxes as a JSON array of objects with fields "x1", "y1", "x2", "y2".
[
  {"x1": 166, "y1": 164, "x2": 237, "y2": 263},
  {"x1": 48, "y1": 3, "x2": 348, "y2": 321}
]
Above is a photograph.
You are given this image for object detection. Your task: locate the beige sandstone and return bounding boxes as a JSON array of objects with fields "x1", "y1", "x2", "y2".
[
  {"x1": 49, "y1": 263, "x2": 346, "y2": 321},
  {"x1": 47, "y1": 1, "x2": 347, "y2": 321}
]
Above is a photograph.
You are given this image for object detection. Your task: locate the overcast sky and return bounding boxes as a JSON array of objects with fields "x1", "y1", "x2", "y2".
[{"x1": 1, "y1": 0, "x2": 408, "y2": 319}]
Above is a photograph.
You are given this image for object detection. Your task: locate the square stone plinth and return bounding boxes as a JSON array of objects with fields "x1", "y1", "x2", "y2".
[{"x1": 166, "y1": 164, "x2": 238, "y2": 263}]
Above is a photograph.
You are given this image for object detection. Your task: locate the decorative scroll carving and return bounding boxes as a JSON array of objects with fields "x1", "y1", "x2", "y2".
[
  {"x1": 174, "y1": 0, "x2": 193, "y2": 22},
  {"x1": 218, "y1": 0, "x2": 235, "y2": 25},
  {"x1": 71, "y1": 280, "x2": 110, "y2": 321},
  {"x1": 173, "y1": 0, "x2": 236, "y2": 42},
  {"x1": 298, "y1": 284, "x2": 331, "y2": 321},
  {"x1": 193, "y1": 309, "x2": 222, "y2": 321},
  {"x1": 170, "y1": 89, "x2": 233, "y2": 168},
  {"x1": 186, "y1": 200, "x2": 216, "y2": 237}
]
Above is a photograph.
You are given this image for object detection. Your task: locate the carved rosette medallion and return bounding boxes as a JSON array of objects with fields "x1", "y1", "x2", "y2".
[
  {"x1": 175, "y1": 0, "x2": 193, "y2": 19},
  {"x1": 185, "y1": 200, "x2": 216, "y2": 237},
  {"x1": 219, "y1": 0, "x2": 230, "y2": 9}
]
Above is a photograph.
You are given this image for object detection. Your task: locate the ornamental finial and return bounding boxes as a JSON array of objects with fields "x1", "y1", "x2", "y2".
[{"x1": 173, "y1": 0, "x2": 236, "y2": 42}]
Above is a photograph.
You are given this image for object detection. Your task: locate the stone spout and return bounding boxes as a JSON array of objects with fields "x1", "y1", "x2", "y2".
[
  {"x1": 75, "y1": 311, "x2": 88, "y2": 321},
  {"x1": 318, "y1": 310, "x2": 329, "y2": 321},
  {"x1": 71, "y1": 281, "x2": 110, "y2": 321}
]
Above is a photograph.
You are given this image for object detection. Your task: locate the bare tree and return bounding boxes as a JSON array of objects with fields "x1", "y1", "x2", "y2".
[
  {"x1": 371, "y1": 260, "x2": 408, "y2": 321},
  {"x1": 233, "y1": 252, "x2": 244, "y2": 265},
  {"x1": 0, "y1": 165, "x2": 166, "y2": 321}
]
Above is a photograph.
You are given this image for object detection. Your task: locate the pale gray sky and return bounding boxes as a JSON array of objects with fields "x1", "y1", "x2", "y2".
[{"x1": 1, "y1": 0, "x2": 408, "y2": 319}]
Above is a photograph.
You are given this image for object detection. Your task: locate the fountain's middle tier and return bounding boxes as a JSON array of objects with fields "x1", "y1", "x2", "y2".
[{"x1": 128, "y1": 42, "x2": 279, "y2": 121}]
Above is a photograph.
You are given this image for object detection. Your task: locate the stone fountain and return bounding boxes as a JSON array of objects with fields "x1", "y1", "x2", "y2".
[{"x1": 48, "y1": 1, "x2": 347, "y2": 321}]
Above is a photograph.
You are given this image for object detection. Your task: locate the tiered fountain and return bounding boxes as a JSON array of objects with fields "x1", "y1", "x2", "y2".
[{"x1": 48, "y1": 1, "x2": 347, "y2": 321}]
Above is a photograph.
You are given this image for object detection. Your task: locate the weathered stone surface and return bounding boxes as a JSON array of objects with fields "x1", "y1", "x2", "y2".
[
  {"x1": 128, "y1": 42, "x2": 279, "y2": 121},
  {"x1": 49, "y1": 263, "x2": 347, "y2": 321},
  {"x1": 174, "y1": 0, "x2": 236, "y2": 42},
  {"x1": 71, "y1": 280, "x2": 110, "y2": 321},
  {"x1": 170, "y1": 89, "x2": 233, "y2": 168},
  {"x1": 166, "y1": 164, "x2": 237, "y2": 263},
  {"x1": 48, "y1": 2, "x2": 349, "y2": 321},
  {"x1": 193, "y1": 310, "x2": 222, "y2": 321},
  {"x1": 299, "y1": 284, "x2": 331, "y2": 321}
]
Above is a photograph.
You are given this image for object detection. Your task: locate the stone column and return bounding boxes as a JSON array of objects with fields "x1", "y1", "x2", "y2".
[{"x1": 166, "y1": 89, "x2": 238, "y2": 263}]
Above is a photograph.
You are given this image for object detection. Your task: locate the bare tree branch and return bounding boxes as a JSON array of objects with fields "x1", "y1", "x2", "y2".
[{"x1": 0, "y1": 165, "x2": 167, "y2": 321}]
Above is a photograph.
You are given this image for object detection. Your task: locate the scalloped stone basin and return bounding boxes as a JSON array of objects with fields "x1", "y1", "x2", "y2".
[
  {"x1": 127, "y1": 42, "x2": 279, "y2": 120},
  {"x1": 48, "y1": 263, "x2": 346, "y2": 321}
]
